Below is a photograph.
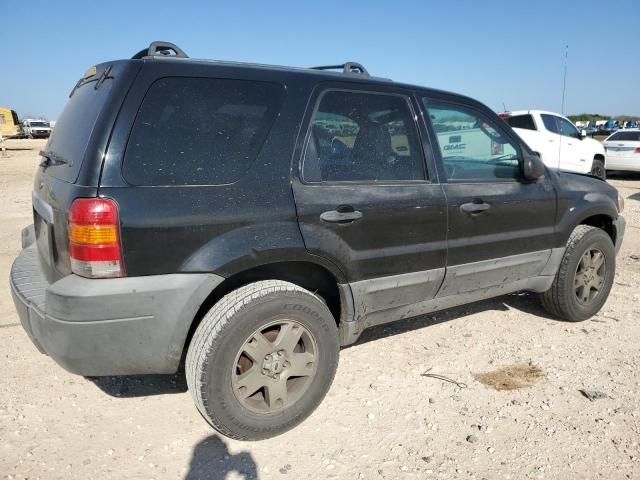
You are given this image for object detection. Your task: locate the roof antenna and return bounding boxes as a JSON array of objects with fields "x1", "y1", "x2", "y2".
[
  {"x1": 558, "y1": 44, "x2": 569, "y2": 175},
  {"x1": 561, "y1": 44, "x2": 569, "y2": 115},
  {"x1": 502, "y1": 102, "x2": 508, "y2": 113}
]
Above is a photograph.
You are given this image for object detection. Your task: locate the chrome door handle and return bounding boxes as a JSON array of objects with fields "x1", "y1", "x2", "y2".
[
  {"x1": 320, "y1": 209, "x2": 363, "y2": 224},
  {"x1": 460, "y1": 202, "x2": 490, "y2": 215}
]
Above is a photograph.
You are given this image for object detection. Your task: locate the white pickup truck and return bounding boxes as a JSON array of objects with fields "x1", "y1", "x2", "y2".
[{"x1": 500, "y1": 110, "x2": 606, "y2": 179}]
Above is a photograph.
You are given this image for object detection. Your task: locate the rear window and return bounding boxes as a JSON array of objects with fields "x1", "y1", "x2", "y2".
[
  {"x1": 608, "y1": 131, "x2": 640, "y2": 141},
  {"x1": 506, "y1": 114, "x2": 536, "y2": 131},
  {"x1": 46, "y1": 73, "x2": 117, "y2": 183},
  {"x1": 123, "y1": 77, "x2": 285, "y2": 186}
]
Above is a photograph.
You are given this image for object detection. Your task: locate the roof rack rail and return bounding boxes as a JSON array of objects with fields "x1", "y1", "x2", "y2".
[
  {"x1": 131, "y1": 41, "x2": 189, "y2": 60},
  {"x1": 310, "y1": 62, "x2": 369, "y2": 76}
]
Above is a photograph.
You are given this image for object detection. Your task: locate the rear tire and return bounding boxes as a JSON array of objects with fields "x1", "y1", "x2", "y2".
[
  {"x1": 591, "y1": 159, "x2": 606, "y2": 180},
  {"x1": 186, "y1": 280, "x2": 339, "y2": 440},
  {"x1": 540, "y1": 225, "x2": 615, "y2": 321}
]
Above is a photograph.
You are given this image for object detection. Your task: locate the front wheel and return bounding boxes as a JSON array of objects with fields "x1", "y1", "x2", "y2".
[
  {"x1": 540, "y1": 225, "x2": 615, "y2": 321},
  {"x1": 591, "y1": 159, "x2": 606, "y2": 180},
  {"x1": 186, "y1": 280, "x2": 339, "y2": 440}
]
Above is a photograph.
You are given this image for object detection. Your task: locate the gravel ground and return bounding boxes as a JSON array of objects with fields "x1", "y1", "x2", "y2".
[{"x1": 1, "y1": 139, "x2": 639, "y2": 480}]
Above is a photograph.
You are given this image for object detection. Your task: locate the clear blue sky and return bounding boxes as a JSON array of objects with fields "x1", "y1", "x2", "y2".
[{"x1": 2, "y1": 0, "x2": 639, "y2": 120}]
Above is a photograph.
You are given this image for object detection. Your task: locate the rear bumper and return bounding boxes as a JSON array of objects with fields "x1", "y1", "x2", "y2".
[
  {"x1": 10, "y1": 226, "x2": 224, "y2": 376},
  {"x1": 606, "y1": 156, "x2": 640, "y2": 172}
]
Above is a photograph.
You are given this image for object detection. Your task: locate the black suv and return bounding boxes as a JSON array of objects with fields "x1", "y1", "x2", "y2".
[{"x1": 10, "y1": 42, "x2": 625, "y2": 440}]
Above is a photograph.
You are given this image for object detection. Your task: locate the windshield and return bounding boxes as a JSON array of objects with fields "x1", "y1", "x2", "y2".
[{"x1": 30, "y1": 121, "x2": 48, "y2": 127}]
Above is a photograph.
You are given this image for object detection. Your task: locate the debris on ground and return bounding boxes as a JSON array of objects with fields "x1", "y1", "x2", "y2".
[
  {"x1": 466, "y1": 434, "x2": 479, "y2": 444},
  {"x1": 579, "y1": 390, "x2": 609, "y2": 401}
]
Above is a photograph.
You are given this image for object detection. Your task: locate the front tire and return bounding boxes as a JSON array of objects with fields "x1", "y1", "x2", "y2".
[
  {"x1": 540, "y1": 225, "x2": 615, "y2": 321},
  {"x1": 186, "y1": 280, "x2": 339, "y2": 440},
  {"x1": 591, "y1": 159, "x2": 606, "y2": 180}
]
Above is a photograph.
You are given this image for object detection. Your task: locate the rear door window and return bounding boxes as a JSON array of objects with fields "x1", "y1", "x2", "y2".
[
  {"x1": 303, "y1": 89, "x2": 425, "y2": 182},
  {"x1": 541, "y1": 114, "x2": 559, "y2": 134},
  {"x1": 124, "y1": 77, "x2": 285, "y2": 186},
  {"x1": 506, "y1": 114, "x2": 537, "y2": 131}
]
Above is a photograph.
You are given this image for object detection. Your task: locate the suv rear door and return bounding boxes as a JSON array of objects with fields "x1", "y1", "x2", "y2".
[
  {"x1": 421, "y1": 96, "x2": 557, "y2": 296},
  {"x1": 292, "y1": 84, "x2": 447, "y2": 326},
  {"x1": 97, "y1": 62, "x2": 295, "y2": 277}
]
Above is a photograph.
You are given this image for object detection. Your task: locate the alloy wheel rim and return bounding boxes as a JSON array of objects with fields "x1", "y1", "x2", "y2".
[
  {"x1": 231, "y1": 319, "x2": 318, "y2": 414},
  {"x1": 574, "y1": 247, "x2": 606, "y2": 305}
]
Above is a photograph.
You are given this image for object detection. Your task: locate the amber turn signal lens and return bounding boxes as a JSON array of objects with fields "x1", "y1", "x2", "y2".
[{"x1": 69, "y1": 224, "x2": 118, "y2": 245}]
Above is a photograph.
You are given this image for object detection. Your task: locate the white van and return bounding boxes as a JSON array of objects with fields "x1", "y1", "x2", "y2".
[{"x1": 22, "y1": 119, "x2": 52, "y2": 138}]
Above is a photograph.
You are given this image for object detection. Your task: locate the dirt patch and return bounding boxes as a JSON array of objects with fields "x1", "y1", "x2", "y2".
[{"x1": 473, "y1": 363, "x2": 544, "y2": 390}]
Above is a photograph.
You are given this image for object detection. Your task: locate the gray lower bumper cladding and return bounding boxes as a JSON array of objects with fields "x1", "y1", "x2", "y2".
[{"x1": 10, "y1": 242, "x2": 223, "y2": 376}]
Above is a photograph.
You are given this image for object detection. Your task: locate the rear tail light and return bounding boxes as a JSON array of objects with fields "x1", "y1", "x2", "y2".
[
  {"x1": 635, "y1": 147, "x2": 640, "y2": 154},
  {"x1": 68, "y1": 198, "x2": 124, "y2": 278}
]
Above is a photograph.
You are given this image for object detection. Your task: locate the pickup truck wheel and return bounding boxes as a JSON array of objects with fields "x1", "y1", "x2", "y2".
[
  {"x1": 591, "y1": 159, "x2": 606, "y2": 180},
  {"x1": 185, "y1": 280, "x2": 339, "y2": 440},
  {"x1": 540, "y1": 225, "x2": 615, "y2": 321}
]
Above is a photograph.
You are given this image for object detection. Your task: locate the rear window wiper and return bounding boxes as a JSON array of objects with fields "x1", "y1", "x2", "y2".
[
  {"x1": 69, "y1": 64, "x2": 113, "y2": 97},
  {"x1": 39, "y1": 150, "x2": 71, "y2": 168}
]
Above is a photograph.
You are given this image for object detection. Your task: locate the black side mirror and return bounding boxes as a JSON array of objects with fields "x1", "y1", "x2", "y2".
[{"x1": 523, "y1": 152, "x2": 545, "y2": 180}]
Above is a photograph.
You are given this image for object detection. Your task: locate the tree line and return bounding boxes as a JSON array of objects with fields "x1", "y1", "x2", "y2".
[{"x1": 567, "y1": 113, "x2": 638, "y2": 122}]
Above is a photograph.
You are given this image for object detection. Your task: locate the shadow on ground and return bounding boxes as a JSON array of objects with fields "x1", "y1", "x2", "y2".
[
  {"x1": 88, "y1": 372, "x2": 187, "y2": 397},
  {"x1": 354, "y1": 291, "x2": 559, "y2": 346},
  {"x1": 186, "y1": 435, "x2": 258, "y2": 480},
  {"x1": 608, "y1": 171, "x2": 640, "y2": 182}
]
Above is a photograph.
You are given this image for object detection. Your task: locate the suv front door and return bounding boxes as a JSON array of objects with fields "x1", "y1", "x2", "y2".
[
  {"x1": 555, "y1": 115, "x2": 591, "y2": 170},
  {"x1": 292, "y1": 85, "x2": 447, "y2": 326},
  {"x1": 541, "y1": 113, "x2": 584, "y2": 172},
  {"x1": 422, "y1": 97, "x2": 557, "y2": 297}
]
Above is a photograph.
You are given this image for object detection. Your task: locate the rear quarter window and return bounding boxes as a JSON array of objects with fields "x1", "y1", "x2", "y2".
[
  {"x1": 123, "y1": 77, "x2": 285, "y2": 186},
  {"x1": 506, "y1": 114, "x2": 536, "y2": 131}
]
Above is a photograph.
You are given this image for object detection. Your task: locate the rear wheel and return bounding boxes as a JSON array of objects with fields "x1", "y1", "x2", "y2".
[
  {"x1": 186, "y1": 280, "x2": 339, "y2": 440},
  {"x1": 540, "y1": 225, "x2": 615, "y2": 321},
  {"x1": 591, "y1": 159, "x2": 606, "y2": 180}
]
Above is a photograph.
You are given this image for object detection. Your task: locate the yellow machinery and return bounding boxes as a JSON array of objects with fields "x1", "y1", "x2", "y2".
[{"x1": 0, "y1": 107, "x2": 22, "y2": 138}]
